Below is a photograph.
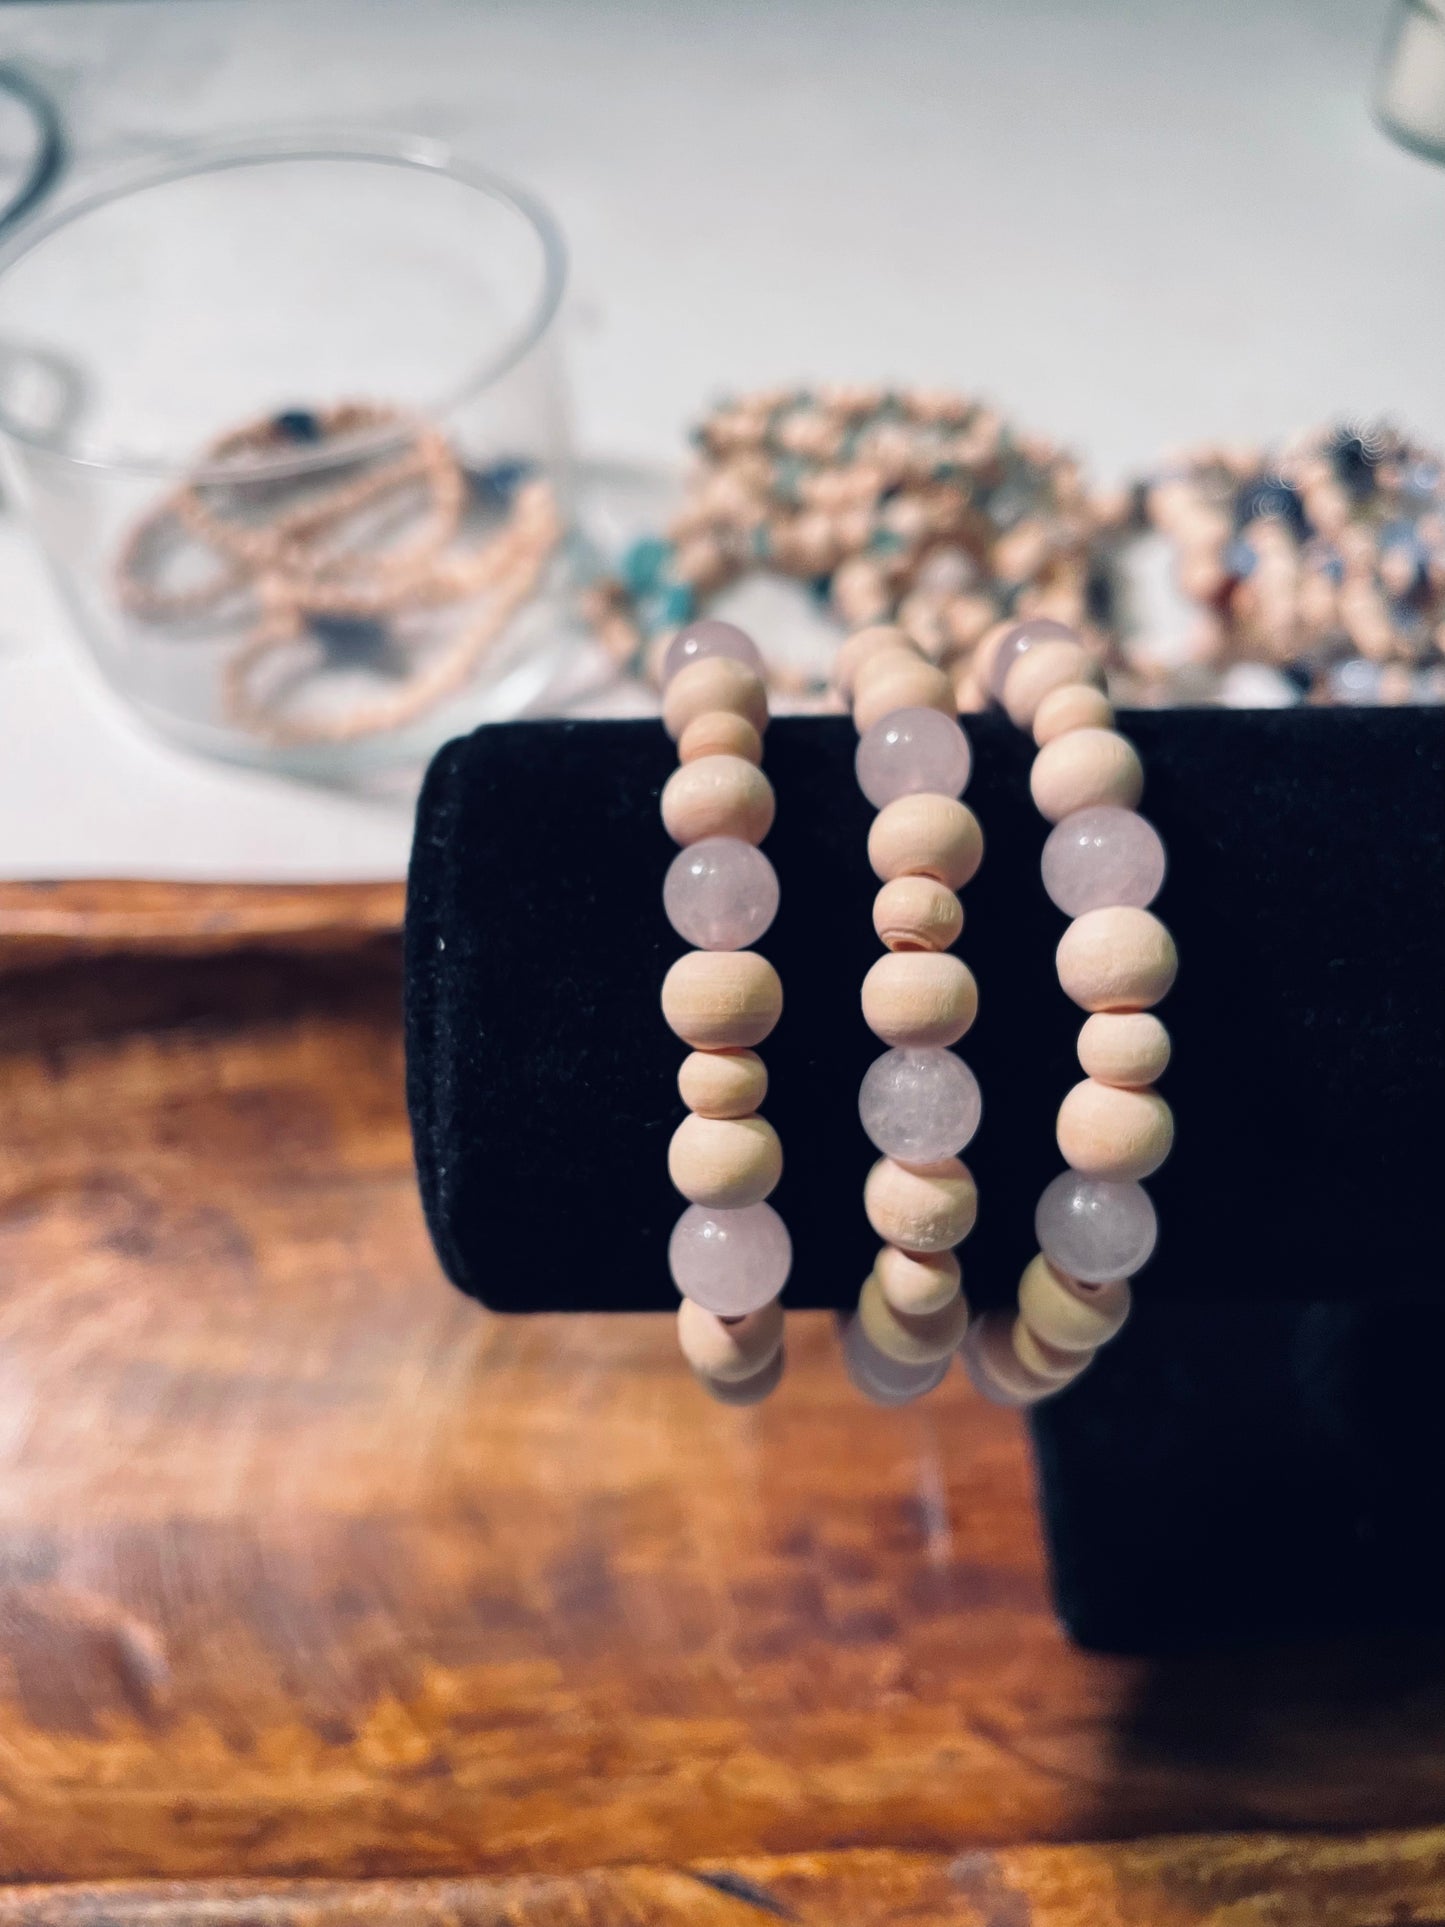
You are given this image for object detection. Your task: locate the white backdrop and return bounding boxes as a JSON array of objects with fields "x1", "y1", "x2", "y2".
[{"x1": 1, "y1": 0, "x2": 1440, "y2": 879}]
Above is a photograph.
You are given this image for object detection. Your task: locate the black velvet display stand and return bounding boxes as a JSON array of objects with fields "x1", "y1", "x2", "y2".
[{"x1": 405, "y1": 707, "x2": 1445, "y2": 1652}]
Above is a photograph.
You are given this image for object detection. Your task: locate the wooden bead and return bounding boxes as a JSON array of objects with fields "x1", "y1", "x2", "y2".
[
  {"x1": 1001, "y1": 639, "x2": 1097, "y2": 729},
  {"x1": 661, "y1": 951, "x2": 783, "y2": 1049},
  {"x1": 872, "y1": 876, "x2": 964, "y2": 952},
  {"x1": 864, "y1": 1156, "x2": 977, "y2": 1253},
  {"x1": 677, "y1": 1296, "x2": 783, "y2": 1383},
  {"x1": 1076, "y1": 1012, "x2": 1171, "y2": 1088},
  {"x1": 834, "y1": 623, "x2": 914, "y2": 698},
  {"x1": 861, "y1": 951, "x2": 978, "y2": 1047},
  {"x1": 873, "y1": 1243, "x2": 961, "y2": 1316},
  {"x1": 677, "y1": 1048, "x2": 768, "y2": 1118},
  {"x1": 868, "y1": 794, "x2": 983, "y2": 890},
  {"x1": 1017, "y1": 1252, "x2": 1131, "y2": 1353},
  {"x1": 1056, "y1": 1078, "x2": 1174, "y2": 1181},
  {"x1": 961, "y1": 1309, "x2": 1060, "y2": 1408},
  {"x1": 852, "y1": 652, "x2": 957, "y2": 733},
  {"x1": 668, "y1": 1112, "x2": 782, "y2": 1207},
  {"x1": 858, "y1": 1270, "x2": 969, "y2": 1365},
  {"x1": 677, "y1": 710, "x2": 763, "y2": 766},
  {"x1": 1029, "y1": 728, "x2": 1144, "y2": 823},
  {"x1": 1056, "y1": 907, "x2": 1178, "y2": 1013},
  {"x1": 1032, "y1": 679, "x2": 1114, "y2": 747},
  {"x1": 662, "y1": 656, "x2": 769, "y2": 741},
  {"x1": 660, "y1": 755, "x2": 775, "y2": 846},
  {"x1": 697, "y1": 1344, "x2": 785, "y2": 1404},
  {"x1": 1011, "y1": 1317, "x2": 1092, "y2": 1386}
]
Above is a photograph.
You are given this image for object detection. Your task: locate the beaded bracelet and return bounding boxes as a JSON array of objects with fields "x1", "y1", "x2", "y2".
[
  {"x1": 658, "y1": 620, "x2": 790, "y2": 1403},
  {"x1": 960, "y1": 618, "x2": 1178, "y2": 1406},
  {"x1": 113, "y1": 402, "x2": 560, "y2": 747},
  {"x1": 833, "y1": 625, "x2": 983, "y2": 1405}
]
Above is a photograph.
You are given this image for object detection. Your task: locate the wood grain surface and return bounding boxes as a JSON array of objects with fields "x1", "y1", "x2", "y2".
[
  {"x1": 1, "y1": 884, "x2": 1444, "y2": 1902},
  {"x1": 4, "y1": 1826, "x2": 1445, "y2": 1925}
]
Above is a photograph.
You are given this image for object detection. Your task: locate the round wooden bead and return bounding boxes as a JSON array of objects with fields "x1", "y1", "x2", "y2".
[
  {"x1": 864, "y1": 1156, "x2": 977, "y2": 1252},
  {"x1": 1001, "y1": 639, "x2": 1097, "y2": 729},
  {"x1": 677, "y1": 1296, "x2": 783, "y2": 1383},
  {"x1": 872, "y1": 875, "x2": 964, "y2": 952},
  {"x1": 1076, "y1": 1012, "x2": 1172, "y2": 1087},
  {"x1": 661, "y1": 755, "x2": 775, "y2": 847},
  {"x1": 1033, "y1": 681, "x2": 1114, "y2": 746},
  {"x1": 852, "y1": 652, "x2": 957, "y2": 733},
  {"x1": 960, "y1": 1309, "x2": 1059, "y2": 1408},
  {"x1": 834, "y1": 623, "x2": 914, "y2": 698},
  {"x1": 662, "y1": 656, "x2": 769, "y2": 741},
  {"x1": 1056, "y1": 1078, "x2": 1174, "y2": 1181},
  {"x1": 861, "y1": 951, "x2": 978, "y2": 1047},
  {"x1": 661, "y1": 951, "x2": 783, "y2": 1049},
  {"x1": 1030, "y1": 728, "x2": 1144, "y2": 823},
  {"x1": 868, "y1": 794, "x2": 983, "y2": 890},
  {"x1": 859, "y1": 1270, "x2": 969, "y2": 1365},
  {"x1": 678, "y1": 709, "x2": 763, "y2": 766},
  {"x1": 1011, "y1": 1317, "x2": 1092, "y2": 1386},
  {"x1": 678, "y1": 1048, "x2": 768, "y2": 1118},
  {"x1": 696, "y1": 1344, "x2": 784, "y2": 1405},
  {"x1": 668, "y1": 1112, "x2": 782, "y2": 1207},
  {"x1": 1056, "y1": 907, "x2": 1178, "y2": 1013},
  {"x1": 1017, "y1": 1253, "x2": 1131, "y2": 1353},
  {"x1": 873, "y1": 1243, "x2": 961, "y2": 1316}
]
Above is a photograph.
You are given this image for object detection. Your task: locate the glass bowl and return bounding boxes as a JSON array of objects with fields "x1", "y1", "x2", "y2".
[{"x1": 0, "y1": 131, "x2": 573, "y2": 781}]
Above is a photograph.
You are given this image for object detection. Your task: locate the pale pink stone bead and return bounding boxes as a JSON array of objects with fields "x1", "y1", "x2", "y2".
[
  {"x1": 841, "y1": 1314, "x2": 951, "y2": 1406},
  {"x1": 858, "y1": 1046, "x2": 981, "y2": 1161},
  {"x1": 668, "y1": 1201, "x2": 792, "y2": 1315},
  {"x1": 663, "y1": 837, "x2": 780, "y2": 950},
  {"x1": 662, "y1": 618, "x2": 763, "y2": 686},
  {"x1": 1035, "y1": 1172, "x2": 1158, "y2": 1284},
  {"x1": 1041, "y1": 808, "x2": 1167, "y2": 917},
  {"x1": 986, "y1": 617, "x2": 1081, "y2": 700},
  {"x1": 855, "y1": 707, "x2": 972, "y2": 808}
]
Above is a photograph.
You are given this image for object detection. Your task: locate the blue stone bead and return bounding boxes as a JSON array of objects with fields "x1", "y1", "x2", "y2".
[
  {"x1": 273, "y1": 408, "x2": 322, "y2": 443},
  {"x1": 622, "y1": 536, "x2": 673, "y2": 596},
  {"x1": 1223, "y1": 535, "x2": 1257, "y2": 580}
]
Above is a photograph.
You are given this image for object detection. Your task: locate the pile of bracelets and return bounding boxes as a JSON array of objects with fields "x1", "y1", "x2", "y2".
[
  {"x1": 115, "y1": 402, "x2": 560, "y2": 746},
  {"x1": 587, "y1": 384, "x2": 1111, "y2": 702},
  {"x1": 1130, "y1": 420, "x2": 1445, "y2": 706}
]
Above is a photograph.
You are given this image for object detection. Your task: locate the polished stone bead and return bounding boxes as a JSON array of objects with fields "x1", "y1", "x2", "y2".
[
  {"x1": 987, "y1": 616, "x2": 1080, "y2": 699},
  {"x1": 855, "y1": 706, "x2": 972, "y2": 808},
  {"x1": 668, "y1": 1201, "x2": 792, "y2": 1315},
  {"x1": 663, "y1": 837, "x2": 779, "y2": 950},
  {"x1": 858, "y1": 1046, "x2": 981, "y2": 1161},
  {"x1": 1034, "y1": 1172, "x2": 1157, "y2": 1284},
  {"x1": 1041, "y1": 807, "x2": 1167, "y2": 916},
  {"x1": 662, "y1": 618, "x2": 763, "y2": 686},
  {"x1": 840, "y1": 1314, "x2": 951, "y2": 1406}
]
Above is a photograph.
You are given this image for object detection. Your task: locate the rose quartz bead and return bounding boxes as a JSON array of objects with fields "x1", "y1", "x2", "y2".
[
  {"x1": 669, "y1": 1200, "x2": 792, "y2": 1315},
  {"x1": 663, "y1": 838, "x2": 779, "y2": 950},
  {"x1": 859, "y1": 1047, "x2": 981, "y2": 1161},
  {"x1": 1041, "y1": 808, "x2": 1167, "y2": 917},
  {"x1": 855, "y1": 707, "x2": 972, "y2": 808},
  {"x1": 986, "y1": 617, "x2": 1081, "y2": 699},
  {"x1": 662, "y1": 618, "x2": 763, "y2": 686},
  {"x1": 841, "y1": 1315, "x2": 951, "y2": 1406},
  {"x1": 1035, "y1": 1172, "x2": 1158, "y2": 1284}
]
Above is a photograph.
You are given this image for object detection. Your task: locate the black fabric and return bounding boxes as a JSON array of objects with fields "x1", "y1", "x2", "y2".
[
  {"x1": 404, "y1": 704, "x2": 1445, "y2": 1652},
  {"x1": 405, "y1": 705, "x2": 1445, "y2": 1315}
]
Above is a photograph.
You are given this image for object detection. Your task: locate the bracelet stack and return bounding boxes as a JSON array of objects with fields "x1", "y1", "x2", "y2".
[
  {"x1": 962, "y1": 618, "x2": 1177, "y2": 1406},
  {"x1": 658, "y1": 620, "x2": 790, "y2": 1403},
  {"x1": 834, "y1": 625, "x2": 982, "y2": 1405}
]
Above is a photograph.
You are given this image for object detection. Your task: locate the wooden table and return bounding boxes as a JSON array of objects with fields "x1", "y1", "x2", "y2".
[{"x1": 0, "y1": 881, "x2": 1442, "y2": 1925}]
